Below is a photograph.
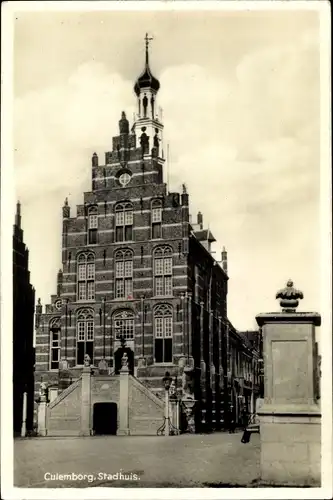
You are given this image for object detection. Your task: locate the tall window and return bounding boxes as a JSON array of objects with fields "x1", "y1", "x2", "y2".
[
  {"x1": 113, "y1": 310, "x2": 135, "y2": 340},
  {"x1": 77, "y1": 253, "x2": 95, "y2": 301},
  {"x1": 151, "y1": 199, "x2": 162, "y2": 239},
  {"x1": 115, "y1": 202, "x2": 133, "y2": 242},
  {"x1": 88, "y1": 207, "x2": 98, "y2": 244},
  {"x1": 50, "y1": 318, "x2": 61, "y2": 370},
  {"x1": 154, "y1": 304, "x2": 173, "y2": 363},
  {"x1": 154, "y1": 246, "x2": 173, "y2": 296},
  {"x1": 115, "y1": 250, "x2": 133, "y2": 299},
  {"x1": 76, "y1": 309, "x2": 94, "y2": 365}
]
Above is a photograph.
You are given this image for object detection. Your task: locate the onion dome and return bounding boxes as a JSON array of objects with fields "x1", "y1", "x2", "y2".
[{"x1": 134, "y1": 33, "x2": 160, "y2": 96}]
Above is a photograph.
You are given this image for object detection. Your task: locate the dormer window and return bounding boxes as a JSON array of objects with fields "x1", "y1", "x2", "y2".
[{"x1": 88, "y1": 207, "x2": 98, "y2": 244}]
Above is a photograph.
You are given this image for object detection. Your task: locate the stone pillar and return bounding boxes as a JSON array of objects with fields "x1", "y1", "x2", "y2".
[
  {"x1": 182, "y1": 399, "x2": 197, "y2": 433},
  {"x1": 118, "y1": 354, "x2": 130, "y2": 435},
  {"x1": 80, "y1": 365, "x2": 92, "y2": 436},
  {"x1": 37, "y1": 397, "x2": 47, "y2": 436},
  {"x1": 170, "y1": 399, "x2": 180, "y2": 434},
  {"x1": 256, "y1": 280, "x2": 321, "y2": 486},
  {"x1": 21, "y1": 391, "x2": 27, "y2": 437}
]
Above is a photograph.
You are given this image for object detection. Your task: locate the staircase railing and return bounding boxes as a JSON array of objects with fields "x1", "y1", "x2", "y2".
[{"x1": 48, "y1": 377, "x2": 81, "y2": 410}]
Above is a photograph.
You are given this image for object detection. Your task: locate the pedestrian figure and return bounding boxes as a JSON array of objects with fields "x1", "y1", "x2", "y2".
[
  {"x1": 241, "y1": 429, "x2": 251, "y2": 444},
  {"x1": 228, "y1": 416, "x2": 236, "y2": 433}
]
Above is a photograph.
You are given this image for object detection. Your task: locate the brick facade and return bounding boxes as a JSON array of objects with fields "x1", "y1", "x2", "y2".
[{"x1": 34, "y1": 43, "x2": 261, "y2": 432}]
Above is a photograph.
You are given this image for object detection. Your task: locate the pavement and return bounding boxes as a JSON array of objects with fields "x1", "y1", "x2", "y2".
[{"x1": 14, "y1": 431, "x2": 260, "y2": 488}]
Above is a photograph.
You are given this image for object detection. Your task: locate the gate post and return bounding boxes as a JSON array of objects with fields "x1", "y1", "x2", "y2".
[
  {"x1": 80, "y1": 361, "x2": 92, "y2": 436},
  {"x1": 118, "y1": 353, "x2": 130, "y2": 435},
  {"x1": 37, "y1": 382, "x2": 48, "y2": 436},
  {"x1": 256, "y1": 280, "x2": 321, "y2": 486}
]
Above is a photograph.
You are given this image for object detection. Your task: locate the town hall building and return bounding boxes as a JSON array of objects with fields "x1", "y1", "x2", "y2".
[{"x1": 34, "y1": 36, "x2": 261, "y2": 435}]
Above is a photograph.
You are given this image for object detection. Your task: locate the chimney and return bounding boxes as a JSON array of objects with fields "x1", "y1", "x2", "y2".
[{"x1": 197, "y1": 211, "x2": 203, "y2": 229}]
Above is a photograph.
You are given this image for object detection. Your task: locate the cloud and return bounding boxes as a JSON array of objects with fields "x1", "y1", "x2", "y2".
[{"x1": 14, "y1": 28, "x2": 320, "y2": 331}]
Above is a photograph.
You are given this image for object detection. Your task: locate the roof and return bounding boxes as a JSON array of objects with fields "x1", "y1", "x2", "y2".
[{"x1": 192, "y1": 228, "x2": 216, "y2": 243}]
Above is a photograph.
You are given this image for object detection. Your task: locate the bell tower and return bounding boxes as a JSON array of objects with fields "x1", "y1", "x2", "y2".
[{"x1": 132, "y1": 33, "x2": 164, "y2": 160}]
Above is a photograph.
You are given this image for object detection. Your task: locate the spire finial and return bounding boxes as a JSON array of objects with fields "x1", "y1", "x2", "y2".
[
  {"x1": 145, "y1": 32, "x2": 153, "y2": 65},
  {"x1": 15, "y1": 200, "x2": 21, "y2": 228}
]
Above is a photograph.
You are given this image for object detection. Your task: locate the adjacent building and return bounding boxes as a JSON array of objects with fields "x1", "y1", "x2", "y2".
[
  {"x1": 34, "y1": 38, "x2": 261, "y2": 433},
  {"x1": 13, "y1": 202, "x2": 35, "y2": 435}
]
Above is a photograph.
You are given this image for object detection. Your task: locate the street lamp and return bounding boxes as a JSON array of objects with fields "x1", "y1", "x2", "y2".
[
  {"x1": 157, "y1": 371, "x2": 178, "y2": 436},
  {"x1": 163, "y1": 371, "x2": 172, "y2": 437}
]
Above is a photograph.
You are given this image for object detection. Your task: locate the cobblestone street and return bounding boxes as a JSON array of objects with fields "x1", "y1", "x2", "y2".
[{"x1": 14, "y1": 432, "x2": 260, "y2": 488}]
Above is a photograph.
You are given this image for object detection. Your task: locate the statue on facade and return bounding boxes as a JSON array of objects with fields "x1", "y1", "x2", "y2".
[
  {"x1": 121, "y1": 352, "x2": 129, "y2": 371},
  {"x1": 84, "y1": 354, "x2": 91, "y2": 367},
  {"x1": 39, "y1": 381, "x2": 48, "y2": 402}
]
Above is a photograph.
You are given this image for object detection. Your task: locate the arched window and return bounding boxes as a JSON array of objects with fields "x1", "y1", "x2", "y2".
[
  {"x1": 88, "y1": 206, "x2": 98, "y2": 244},
  {"x1": 115, "y1": 202, "x2": 133, "y2": 242},
  {"x1": 115, "y1": 249, "x2": 133, "y2": 299},
  {"x1": 113, "y1": 310, "x2": 135, "y2": 340},
  {"x1": 154, "y1": 246, "x2": 173, "y2": 297},
  {"x1": 151, "y1": 199, "x2": 162, "y2": 239},
  {"x1": 76, "y1": 309, "x2": 94, "y2": 365},
  {"x1": 154, "y1": 304, "x2": 173, "y2": 363},
  {"x1": 50, "y1": 317, "x2": 61, "y2": 370},
  {"x1": 77, "y1": 253, "x2": 95, "y2": 301}
]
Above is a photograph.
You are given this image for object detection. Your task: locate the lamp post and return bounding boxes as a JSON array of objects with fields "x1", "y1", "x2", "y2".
[
  {"x1": 157, "y1": 371, "x2": 179, "y2": 436},
  {"x1": 163, "y1": 371, "x2": 172, "y2": 436}
]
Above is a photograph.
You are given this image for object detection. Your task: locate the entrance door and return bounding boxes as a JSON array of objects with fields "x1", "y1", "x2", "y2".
[{"x1": 93, "y1": 402, "x2": 117, "y2": 435}]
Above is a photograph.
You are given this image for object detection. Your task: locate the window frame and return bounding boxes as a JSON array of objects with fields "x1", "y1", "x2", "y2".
[
  {"x1": 153, "y1": 247, "x2": 173, "y2": 297},
  {"x1": 49, "y1": 318, "x2": 61, "y2": 371},
  {"x1": 114, "y1": 249, "x2": 133, "y2": 300},
  {"x1": 88, "y1": 207, "x2": 98, "y2": 245},
  {"x1": 113, "y1": 310, "x2": 135, "y2": 341},
  {"x1": 153, "y1": 304, "x2": 173, "y2": 364},
  {"x1": 151, "y1": 199, "x2": 162, "y2": 240},
  {"x1": 115, "y1": 202, "x2": 133, "y2": 242},
  {"x1": 76, "y1": 309, "x2": 94, "y2": 366},
  {"x1": 77, "y1": 253, "x2": 95, "y2": 302}
]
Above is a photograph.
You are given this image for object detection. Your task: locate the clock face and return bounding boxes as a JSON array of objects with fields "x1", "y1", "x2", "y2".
[
  {"x1": 119, "y1": 172, "x2": 131, "y2": 187},
  {"x1": 55, "y1": 300, "x2": 62, "y2": 310}
]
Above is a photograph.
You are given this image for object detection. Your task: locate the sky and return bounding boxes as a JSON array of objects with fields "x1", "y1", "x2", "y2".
[{"x1": 12, "y1": 6, "x2": 323, "y2": 332}]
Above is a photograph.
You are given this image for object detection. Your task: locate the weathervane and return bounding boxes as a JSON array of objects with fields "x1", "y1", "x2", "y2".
[{"x1": 145, "y1": 33, "x2": 153, "y2": 63}]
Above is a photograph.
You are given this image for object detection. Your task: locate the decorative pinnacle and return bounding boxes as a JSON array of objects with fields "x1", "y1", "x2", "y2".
[{"x1": 276, "y1": 280, "x2": 304, "y2": 313}]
